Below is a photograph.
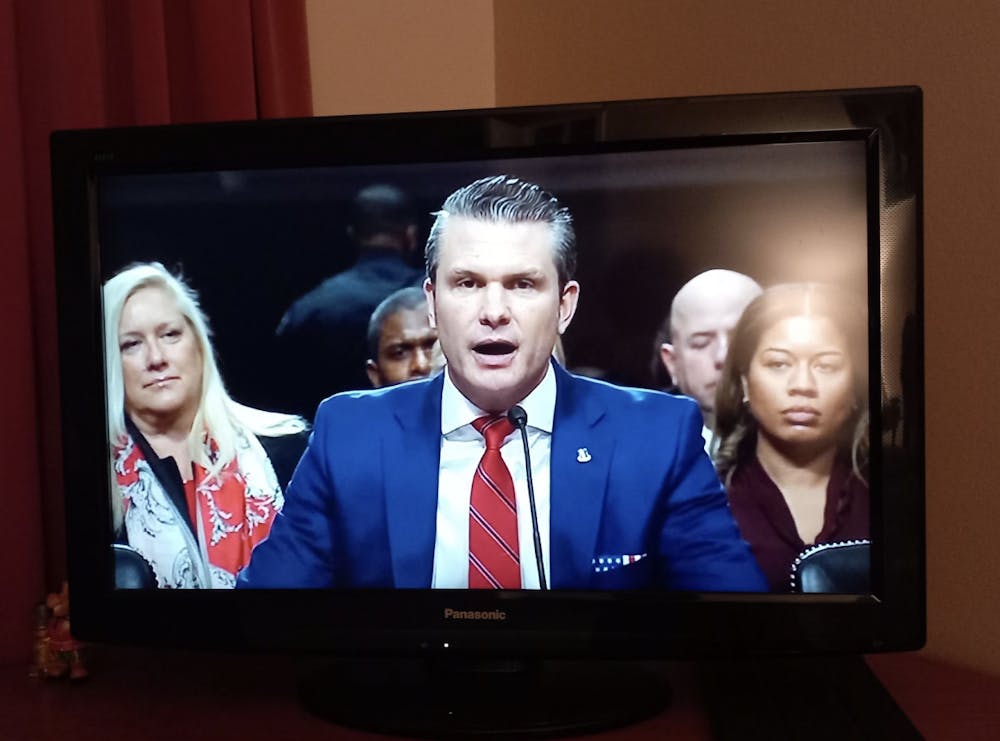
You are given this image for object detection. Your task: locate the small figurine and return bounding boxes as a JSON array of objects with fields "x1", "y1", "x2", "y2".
[
  {"x1": 35, "y1": 582, "x2": 87, "y2": 680},
  {"x1": 29, "y1": 602, "x2": 50, "y2": 680}
]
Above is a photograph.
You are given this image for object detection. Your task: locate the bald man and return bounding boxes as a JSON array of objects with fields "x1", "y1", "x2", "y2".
[{"x1": 659, "y1": 269, "x2": 762, "y2": 452}]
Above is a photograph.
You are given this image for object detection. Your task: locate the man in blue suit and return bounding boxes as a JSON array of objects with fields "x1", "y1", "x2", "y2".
[{"x1": 239, "y1": 175, "x2": 765, "y2": 591}]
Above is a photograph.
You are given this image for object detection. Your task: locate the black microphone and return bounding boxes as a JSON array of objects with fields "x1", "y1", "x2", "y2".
[{"x1": 507, "y1": 405, "x2": 547, "y2": 590}]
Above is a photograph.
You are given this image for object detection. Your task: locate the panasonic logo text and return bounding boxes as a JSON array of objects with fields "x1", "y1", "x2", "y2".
[{"x1": 443, "y1": 608, "x2": 507, "y2": 621}]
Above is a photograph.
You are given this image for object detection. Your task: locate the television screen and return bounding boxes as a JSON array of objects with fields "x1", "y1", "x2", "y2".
[{"x1": 51, "y1": 86, "x2": 924, "y2": 732}]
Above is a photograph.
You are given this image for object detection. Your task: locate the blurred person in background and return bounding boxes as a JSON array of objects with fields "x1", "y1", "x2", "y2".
[
  {"x1": 656, "y1": 269, "x2": 762, "y2": 455},
  {"x1": 277, "y1": 184, "x2": 424, "y2": 415}
]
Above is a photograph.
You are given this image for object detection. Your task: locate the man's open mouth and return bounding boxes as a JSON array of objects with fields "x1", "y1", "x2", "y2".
[{"x1": 473, "y1": 340, "x2": 516, "y2": 355}]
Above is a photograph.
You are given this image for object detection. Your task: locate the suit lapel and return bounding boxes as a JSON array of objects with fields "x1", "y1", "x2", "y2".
[
  {"x1": 383, "y1": 375, "x2": 443, "y2": 588},
  {"x1": 549, "y1": 365, "x2": 613, "y2": 589}
]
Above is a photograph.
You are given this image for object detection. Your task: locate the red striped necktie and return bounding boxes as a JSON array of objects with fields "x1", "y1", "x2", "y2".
[{"x1": 469, "y1": 415, "x2": 521, "y2": 589}]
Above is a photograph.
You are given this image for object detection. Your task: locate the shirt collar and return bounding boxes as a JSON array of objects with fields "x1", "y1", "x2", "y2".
[{"x1": 440, "y1": 360, "x2": 557, "y2": 435}]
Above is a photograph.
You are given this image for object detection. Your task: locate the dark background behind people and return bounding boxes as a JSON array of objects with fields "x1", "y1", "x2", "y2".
[{"x1": 97, "y1": 141, "x2": 868, "y2": 419}]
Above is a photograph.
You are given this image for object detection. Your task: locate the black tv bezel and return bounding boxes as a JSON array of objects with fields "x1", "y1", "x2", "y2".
[{"x1": 51, "y1": 86, "x2": 925, "y2": 658}]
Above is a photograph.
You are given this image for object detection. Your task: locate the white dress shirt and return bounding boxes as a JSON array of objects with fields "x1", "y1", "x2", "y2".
[
  {"x1": 431, "y1": 364, "x2": 554, "y2": 589},
  {"x1": 701, "y1": 424, "x2": 714, "y2": 456}
]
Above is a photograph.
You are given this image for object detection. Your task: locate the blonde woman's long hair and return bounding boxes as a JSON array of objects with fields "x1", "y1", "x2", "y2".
[
  {"x1": 713, "y1": 282, "x2": 869, "y2": 485},
  {"x1": 104, "y1": 263, "x2": 307, "y2": 528}
]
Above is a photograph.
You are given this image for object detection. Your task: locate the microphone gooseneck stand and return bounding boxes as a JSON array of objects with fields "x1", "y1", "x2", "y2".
[{"x1": 507, "y1": 405, "x2": 547, "y2": 590}]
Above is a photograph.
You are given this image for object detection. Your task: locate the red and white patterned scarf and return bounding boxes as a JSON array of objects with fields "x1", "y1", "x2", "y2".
[{"x1": 114, "y1": 430, "x2": 283, "y2": 588}]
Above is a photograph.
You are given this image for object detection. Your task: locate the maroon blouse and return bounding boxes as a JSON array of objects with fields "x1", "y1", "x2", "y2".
[{"x1": 725, "y1": 456, "x2": 869, "y2": 592}]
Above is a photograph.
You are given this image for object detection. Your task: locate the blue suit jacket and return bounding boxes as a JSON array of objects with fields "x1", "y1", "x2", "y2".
[{"x1": 238, "y1": 363, "x2": 766, "y2": 591}]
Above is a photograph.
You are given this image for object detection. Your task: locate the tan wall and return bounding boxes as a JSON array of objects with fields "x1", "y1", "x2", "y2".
[
  {"x1": 305, "y1": 0, "x2": 495, "y2": 115},
  {"x1": 307, "y1": 0, "x2": 1000, "y2": 675}
]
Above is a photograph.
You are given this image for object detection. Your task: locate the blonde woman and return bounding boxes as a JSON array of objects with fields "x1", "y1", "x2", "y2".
[{"x1": 105, "y1": 263, "x2": 307, "y2": 588}]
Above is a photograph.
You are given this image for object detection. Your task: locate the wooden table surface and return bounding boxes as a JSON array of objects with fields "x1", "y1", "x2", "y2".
[{"x1": 2, "y1": 647, "x2": 997, "y2": 740}]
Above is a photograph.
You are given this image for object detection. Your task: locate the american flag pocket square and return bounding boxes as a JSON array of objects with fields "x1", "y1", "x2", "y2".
[{"x1": 592, "y1": 553, "x2": 647, "y2": 573}]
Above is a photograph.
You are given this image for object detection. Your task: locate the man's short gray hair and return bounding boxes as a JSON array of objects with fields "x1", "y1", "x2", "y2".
[{"x1": 424, "y1": 175, "x2": 576, "y2": 287}]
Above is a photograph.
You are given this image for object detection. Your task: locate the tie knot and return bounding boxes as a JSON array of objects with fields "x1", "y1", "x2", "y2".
[{"x1": 473, "y1": 415, "x2": 515, "y2": 450}]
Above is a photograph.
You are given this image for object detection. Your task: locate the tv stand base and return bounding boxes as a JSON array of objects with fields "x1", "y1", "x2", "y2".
[{"x1": 297, "y1": 657, "x2": 671, "y2": 738}]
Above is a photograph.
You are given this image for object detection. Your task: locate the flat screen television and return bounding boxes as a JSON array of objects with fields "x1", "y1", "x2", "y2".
[{"x1": 51, "y1": 86, "x2": 924, "y2": 736}]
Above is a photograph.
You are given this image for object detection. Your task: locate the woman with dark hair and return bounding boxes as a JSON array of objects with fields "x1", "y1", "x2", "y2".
[{"x1": 714, "y1": 283, "x2": 869, "y2": 592}]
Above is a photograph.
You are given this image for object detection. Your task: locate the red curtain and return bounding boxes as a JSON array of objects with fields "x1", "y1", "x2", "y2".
[{"x1": 0, "y1": 0, "x2": 312, "y2": 666}]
